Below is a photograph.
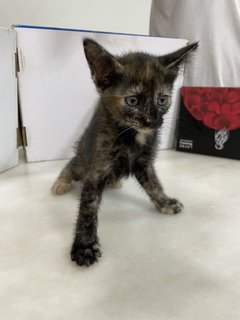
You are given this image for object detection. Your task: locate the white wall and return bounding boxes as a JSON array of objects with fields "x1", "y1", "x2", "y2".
[{"x1": 0, "y1": 0, "x2": 151, "y2": 34}]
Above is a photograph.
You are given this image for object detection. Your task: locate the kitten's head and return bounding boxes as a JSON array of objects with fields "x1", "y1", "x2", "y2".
[{"x1": 83, "y1": 38, "x2": 198, "y2": 132}]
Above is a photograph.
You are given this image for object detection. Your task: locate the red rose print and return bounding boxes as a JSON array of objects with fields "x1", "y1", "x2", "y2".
[{"x1": 181, "y1": 87, "x2": 240, "y2": 131}]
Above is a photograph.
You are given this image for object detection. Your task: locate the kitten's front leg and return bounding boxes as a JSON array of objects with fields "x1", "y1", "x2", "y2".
[
  {"x1": 71, "y1": 179, "x2": 105, "y2": 266},
  {"x1": 133, "y1": 162, "x2": 183, "y2": 214}
]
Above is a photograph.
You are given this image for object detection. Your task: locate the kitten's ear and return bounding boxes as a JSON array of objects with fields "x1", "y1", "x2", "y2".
[
  {"x1": 83, "y1": 38, "x2": 122, "y2": 90},
  {"x1": 160, "y1": 42, "x2": 199, "y2": 70}
]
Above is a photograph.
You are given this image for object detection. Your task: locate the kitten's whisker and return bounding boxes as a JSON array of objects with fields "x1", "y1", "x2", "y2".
[{"x1": 112, "y1": 126, "x2": 133, "y2": 145}]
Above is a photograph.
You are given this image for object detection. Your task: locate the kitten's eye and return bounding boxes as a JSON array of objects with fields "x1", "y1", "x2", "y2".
[
  {"x1": 125, "y1": 95, "x2": 139, "y2": 106},
  {"x1": 157, "y1": 95, "x2": 170, "y2": 106}
]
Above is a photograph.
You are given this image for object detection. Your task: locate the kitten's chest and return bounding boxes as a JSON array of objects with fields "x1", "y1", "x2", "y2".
[
  {"x1": 111, "y1": 148, "x2": 139, "y2": 178},
  {"x1": 108, "y1": 127, "x2": 157, "y2": 177},
  {"x1": 111, "y1": 143, "x2": 141, "y2": 163},
  {"x1": 113, "y1": 133, "x2": 146, "y2": 159},
  {"x1": 111, "y1": 136, "x2": 153, "y2": 177}
]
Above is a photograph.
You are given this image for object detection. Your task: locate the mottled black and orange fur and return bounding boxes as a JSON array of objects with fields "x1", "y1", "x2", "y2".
[{"x1": 52, "y1": 38, "x2": 198, "y2": 266}]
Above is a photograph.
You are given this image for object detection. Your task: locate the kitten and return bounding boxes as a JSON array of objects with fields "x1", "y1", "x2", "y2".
[{"x1": 52, "y1": 38, "x2": 198, "y2": 266}]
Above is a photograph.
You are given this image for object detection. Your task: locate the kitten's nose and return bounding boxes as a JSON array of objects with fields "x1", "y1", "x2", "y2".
[
  {"x1": 145, "y1": 118, "x2": 152, "y2": 125},
  {"x1": 143, "y1": 118, "x2": 158, "y2": 128}
]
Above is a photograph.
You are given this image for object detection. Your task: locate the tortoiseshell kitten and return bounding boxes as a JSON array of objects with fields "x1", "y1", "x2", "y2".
[{"x1": 52, "y1": 38, "x2": 198, "y2": 266}]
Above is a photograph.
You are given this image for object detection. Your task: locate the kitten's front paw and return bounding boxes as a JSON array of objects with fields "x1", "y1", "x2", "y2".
[
  {"x1": 156, "y1": 197, "x2": 183, "y2": 215},
  {"x1": 71, "y1": 241, "x2": 101, "y2": 267},
  {"x1": 52, "y1": 179, "x2": 71, "y2": 195}
]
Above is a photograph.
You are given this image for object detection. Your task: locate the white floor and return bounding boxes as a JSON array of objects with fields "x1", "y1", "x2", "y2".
[{"x1": 1, "y1": 150, "x2": 240, "y2": 320}]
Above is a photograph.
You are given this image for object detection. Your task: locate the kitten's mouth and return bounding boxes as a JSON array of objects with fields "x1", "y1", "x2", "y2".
[
  {"x1": 127, "y1": 117, "x2": 163, "y2": 133},
  {"x1": 135, "y1": 120, "x2": 162, "y2": 132},
  {"x1": 139, "y1": 117, "x2": 163, "y2": 131}
]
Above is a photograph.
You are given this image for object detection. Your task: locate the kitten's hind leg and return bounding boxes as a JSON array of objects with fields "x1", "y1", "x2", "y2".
[
  {"x1": 105, "y1": 172, "x2": 124, "y2": 189},
  {"x1": 52, "y1": 157, "x2": 81, "y2": 195},
  {"x1": 106, "y1": 176, "x2": 123, "y2": 189},
  {"x1": 107, "y1": 180, "x2": 123, "y2": 189}
]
